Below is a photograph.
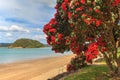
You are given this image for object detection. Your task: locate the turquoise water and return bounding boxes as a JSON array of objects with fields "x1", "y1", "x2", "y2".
[{"x1": 0, "y1": 47, "x2": 70, "y2": 64}]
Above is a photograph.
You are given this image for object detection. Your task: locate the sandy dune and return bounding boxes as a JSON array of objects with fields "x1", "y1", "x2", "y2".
[{"x1": 0, "y1": 54, "x2": 75, "y2": 80}]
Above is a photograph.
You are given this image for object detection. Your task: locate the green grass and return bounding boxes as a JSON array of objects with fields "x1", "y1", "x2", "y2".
[{"x1": 64, "y1": 64, "x2": 109, "y2": 80}]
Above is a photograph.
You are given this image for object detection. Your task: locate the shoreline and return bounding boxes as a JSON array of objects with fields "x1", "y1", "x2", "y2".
[
  {"x1": 0, "y1": 53, "x2": 71, "y2": 64},
  {"x1": 0, "y1": 54, "x2": 75, "y2": 80}
]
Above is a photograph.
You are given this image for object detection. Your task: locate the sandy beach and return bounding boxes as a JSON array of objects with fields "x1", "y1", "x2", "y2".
[{"x1": 0, "y1": 54, "x2": 75, "y2": 80}]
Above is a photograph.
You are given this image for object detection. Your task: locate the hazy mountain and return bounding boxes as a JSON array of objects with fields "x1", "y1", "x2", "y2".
[{"x1": 0, "y1": 43, "x2": 12, "y2": 47}]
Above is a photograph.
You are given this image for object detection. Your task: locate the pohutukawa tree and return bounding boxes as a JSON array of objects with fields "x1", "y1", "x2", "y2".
[{"x1": 43, "y1": 0, "x2": 120, "y2": 75}]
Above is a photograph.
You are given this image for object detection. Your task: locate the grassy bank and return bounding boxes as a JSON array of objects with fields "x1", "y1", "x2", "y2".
[
  {"x1": 65, "y1": 48, "x2": 120, "y2": 80},
  {"x1": 65, "y1": 49, "x2": 120, "y2": 80},
  {"x1": 64, "y1": 64, "x2": 109, "y2": 80}
]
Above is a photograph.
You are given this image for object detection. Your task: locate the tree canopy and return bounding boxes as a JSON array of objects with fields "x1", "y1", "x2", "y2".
[{"x1": 43, "y1": 0, "x2": 120, "y2": 75}]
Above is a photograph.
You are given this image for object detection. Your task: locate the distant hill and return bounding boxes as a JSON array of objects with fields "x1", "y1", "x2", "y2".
[
  {"x1": 0, "y1": 43, "x2": 12, "y2": 47},
  {"x1": 9, "y1": 38, "x2": 44, "y2": 48}
]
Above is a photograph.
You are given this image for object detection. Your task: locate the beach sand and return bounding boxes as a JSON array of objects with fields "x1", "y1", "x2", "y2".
[{"x1": 0, "y1": 54, "x2": 75, "y2": 80}]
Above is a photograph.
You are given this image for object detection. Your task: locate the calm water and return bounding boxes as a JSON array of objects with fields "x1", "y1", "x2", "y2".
[{"x1": 0, "y1": 47, "x2": 70, "y2": 64}]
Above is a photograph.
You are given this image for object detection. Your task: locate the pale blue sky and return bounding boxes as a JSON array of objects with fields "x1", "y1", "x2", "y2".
[{"x1": 0, "y1": 0, "x2": 56, "y2": 44}]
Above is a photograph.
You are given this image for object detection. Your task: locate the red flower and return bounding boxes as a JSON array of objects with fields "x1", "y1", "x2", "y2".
[
  {"x1": 76, "y1": 7, "x2": 83, "y2": 12},
  {"x1": 49, "y1": 28, "x2": 56, "y2": 33},
  {"x1": 61, "y1": 2, "x2": 67, "y2": 11},
  {"x1": 84, "y1": 42, "x2": 99, "y2": 63},
  {"x1": 81, "y1": 14, "x2": 87, "y2": 18},
  {"x1": 96, "y1": 20, "x2": 102, "y2": 27},
  {"x1": 75, "y1": 2, "x2": 80, "y2": 6},
  {"x1": 113, "y1": 0, "x2": 120, "y2": 6},
  {"x1": 58, "y1": 34, "x2": 63, "y2": 40},
  {"x1": 51, "y1": 36, "x2": 56, "y2": 43},
  {"x1": 93, "y1": 50, "x2": 99, "y2": 55},
  {"x1": 81, "y1": 0, "x2": 85, "y2": 4},
  {"x1": 75, "y1": 45, "x2": 81, "y2": 54},
  {"x1": 64, "y1": 0, "x2": 69, "y2": 2},
  {"x1": 49, "y1": 18, "x2": 57, "y2": 25},
  {"x1": 43, "y1": 24, "x2": 53, "y2": 33},
  {"x1": 95, "y1": 9, "x2": 100, "y2": 13},
  {"x1": 84, "y1": 19, "x2": 91, "y2": 25},
  {"x1": 68, "y1": 12, "x2": 72, "y2": 19}
]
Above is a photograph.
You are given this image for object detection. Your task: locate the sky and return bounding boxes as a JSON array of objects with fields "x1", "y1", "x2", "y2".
[{"x1": 0, "y1": 0, "x2": 56, "y2": 44}]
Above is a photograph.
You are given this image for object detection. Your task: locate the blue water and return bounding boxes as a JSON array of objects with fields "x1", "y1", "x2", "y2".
[{"x1": 0, "y1": 47, "x2": 71, "y2": 64}]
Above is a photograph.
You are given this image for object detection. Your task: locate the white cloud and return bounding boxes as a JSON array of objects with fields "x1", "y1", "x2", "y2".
[
  {"x1": 6, "y1": 33, "x2": 12, "y2": 37},
  {"x1": 0, "y1": 0, "x2": 56, "y2": 24},
  {"x1": 0, "y1": 26, "x2": 8, "y2": 31},
  {"x1": 0, "y1": 25, "x2": 30, "y2": 33},
  {"x1": 0, "y1": 0, "x2": 19, "y2": 9},
  {"x1": 32, "y1": 0, "x2": 56, "y2": 8},
  {"x1": 35, "y1": 28, "x2": 42, "y2": 32},
  {"x1": 9, "y1": 25, "x2": 30, "y2": 33},
  {"x1": 0, "y1": 0, "x2": 55, "y2": 43},
  {"x1": 0, "y1": 0, "x2": 56, "y2": 9},
  {"x1": 34, "y1": 35, "x2": 46, "y2": 40}
]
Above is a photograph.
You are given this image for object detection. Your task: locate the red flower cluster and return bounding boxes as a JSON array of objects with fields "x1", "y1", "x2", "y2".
[
  {"x1": 68, "y1": 12, "x2": 72, "y2": 19},
  {"x1": 80, "y1": 0, "x2": 85, "y2": 4},
  {"x1": 61, "y1": 2, "x2": 67, "y2": 11},
  {"x1": 83, "y1": 17, "x2": 102, "y2": 27},
  {"x1": 43, "y1": 18, "x2": 57, "y2": 34},
  {"x1": 43, "y1": 16, "x2": 65, "y2": 45},
  {"x1": 85, "y1": 42, "x2": 99, "y2": 63},
  {"x1": 76, "y1": 7, "x2": 83, "y2": 12},
  {"x1": 113, "y1": 0, "x2": 120, "y2": 6},
  {"x1": 61, "y1": 0, "x2": 71, "y2": 11},
  {"x1": 69, "y1": 37, "x2": 83, "y2": 55},
  {"x1": 96, "y1": 20, "x2": 102, "y2": 27}
]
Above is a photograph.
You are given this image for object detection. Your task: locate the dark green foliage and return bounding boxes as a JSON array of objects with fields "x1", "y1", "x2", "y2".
[
  {"x1": 9, "y1": 38, "x2": 44, "y2": 48},
  {"x1": 67, "y1": 54, "x2": 87, "y2": 72}
]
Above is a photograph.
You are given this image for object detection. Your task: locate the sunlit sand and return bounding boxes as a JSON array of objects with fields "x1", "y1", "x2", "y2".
[{"x1": 0, "y1": 54, "x2": 75, "y2": 80}]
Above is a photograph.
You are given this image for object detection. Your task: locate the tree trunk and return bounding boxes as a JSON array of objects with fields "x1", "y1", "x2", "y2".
[
  {"x1": 103, "y1": 52, "x2": 119, "y2": 75},
  {"x1": 103, "y1": 53, "x2": 114, "y2": 73},
  {"x1": 113, "y1": 59, "x2": 119, "y2": 74}
]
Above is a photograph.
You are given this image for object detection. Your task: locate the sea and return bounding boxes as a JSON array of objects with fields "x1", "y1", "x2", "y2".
[{"x1": 0, "y1": 47, "x2": 71, "y2": 64}]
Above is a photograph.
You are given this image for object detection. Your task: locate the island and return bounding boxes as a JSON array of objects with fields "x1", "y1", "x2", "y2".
[{"x1": 9, "y1": 38, "x2": 44, "y2": 48}]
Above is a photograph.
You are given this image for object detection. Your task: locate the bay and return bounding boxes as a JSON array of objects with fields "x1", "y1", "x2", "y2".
[{"x1": 0, "y1": 47, "x2": 70, "y2": 64}]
